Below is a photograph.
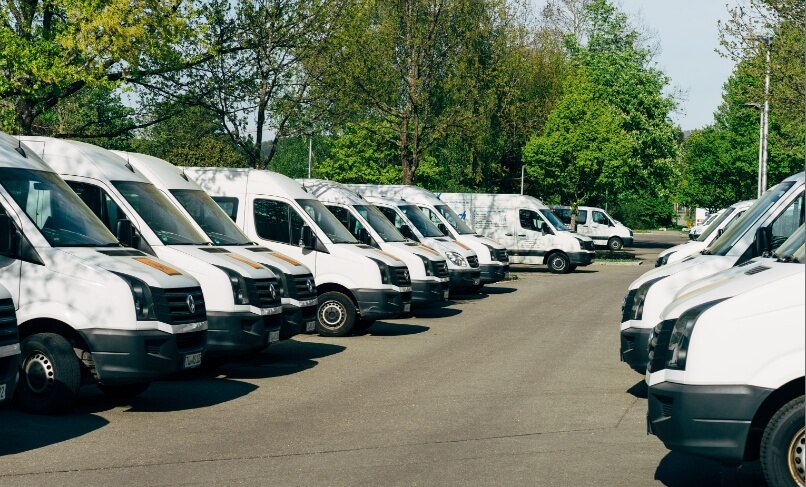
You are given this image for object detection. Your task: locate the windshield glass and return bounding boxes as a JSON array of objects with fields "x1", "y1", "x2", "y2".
[
  {"x1": 773, "y1": 224, "x2": 805, "y2": 263},
  {"x1": 707, "y1": 182, "x2": 795, "y2": 256},
  {"x1": 539, "y1": 209, "x2": 569, "y2": 231},
  {"x1": 435, "y1": 205, "x2": 475, "y2": 234},
  {"x1": 354, "y1": 205, "x2": 405, "y2": 242},
  {"x1": 0, "y1": 168, "x2": 119, "y2": 247},
  {"x1": 296, "y1": 199, "x2": 357, "y2": 243},
  {"x1": 400, "y1": 205, "x2": 444, "y2": 237},
  {"x1": 171, "y1": 189, "x2": 252, "y2": 245},
  {"x1": 113, "y1": 181, "x2": 208, "y2": 245},
  {"x1": 696, "y1": 208, "x2": 734, "y2": 242}
]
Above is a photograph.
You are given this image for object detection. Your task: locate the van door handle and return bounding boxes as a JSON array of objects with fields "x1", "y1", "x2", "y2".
[
  {"x1": 505, "y1": 233, "x2": 513, "y2": 236},
  {"x1": 517, "y1": 233, "x2": 526, "y2": 237}
]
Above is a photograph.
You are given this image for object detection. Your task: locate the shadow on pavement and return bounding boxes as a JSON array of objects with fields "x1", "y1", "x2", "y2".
[
  {"x1": 362, "y1": 322, "x2": 430, "y2": 337},
  {"x1": 410, "y1": 307, "x2": 462, "y2": 319},
  {"x1": 626, "y1": 379, "x2": 648, "y2": 399},
  {"x1": 0, "y1": 407, "x2": 109, "y2": 456},
  {"x1": 655, "y1": 452, "x2": 723, "y2": 486},
  {"x1": 482, "y1": 286, "x2": 518, "y2": 295}
]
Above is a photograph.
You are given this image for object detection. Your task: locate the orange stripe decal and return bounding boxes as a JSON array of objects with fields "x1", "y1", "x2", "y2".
[
  {"x1": 455, "y1": 241, "x2": 471, "y2": 250},
  {"x1": 417, "y1": 245, "x2": 440, "y2": 255},
  {"x1": 271, "y1": 253, "x2": 304, "y2": 266},
  {"x1": 226, "y1": 253, "x2": 264, "y2": 269},
  {"x1": 134, "y1": 258, "x2": 182, "y2": 276},
  {"x1": 374, "y1": 249, "x2": 402, "y2": 262}
]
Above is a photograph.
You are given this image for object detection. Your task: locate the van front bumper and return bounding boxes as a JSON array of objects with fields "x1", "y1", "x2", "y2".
[
  {"x1": 80, "y1": 328, "x2": 207, "y2": 384},
  {"x1": 620, "y1": 326, "x2": 651, "y2": 373},
  {"x1": 480, "y1": 263, "x2": 509, "y2": 283},
  {"x1": 281, "y1": 301, "x2": 318, "y2": 338},
  {"x1": 0, "y1": 350, "x2": 19, "y2": 404},
  {"x1": 411, "y1": 279, "x2": 449, "y2": 304},
  {"x1": 569, "y1": 251, "x2": 595, "y2": 266},
  {"x1": 354, "y1": 288, "x2": 411, "y2": 320},
  {"x1": 206, "y1": 311, "x2": 282, "y2": 356},
  {"x1": 449, "y1": 268, "x2": 482, "y2": 290},
  {"x1": 647, "y1": 381, "x2": 772, "y2": 465}
]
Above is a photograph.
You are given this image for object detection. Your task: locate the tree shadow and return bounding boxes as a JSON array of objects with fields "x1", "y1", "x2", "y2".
[
  {"x1": 358, "y1": 322, "x2": 430, "y2": 337},
  {"x1": 626, "y1": 379, "x2": 648, "y2": 399},
  {"x1": 0, "y1": 407, "x2": 110, "y2": 456}
]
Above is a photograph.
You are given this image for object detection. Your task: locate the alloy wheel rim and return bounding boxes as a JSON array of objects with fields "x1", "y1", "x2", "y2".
[{"x1": 789, "y1": 426, "x2": 805, "y2": 486}]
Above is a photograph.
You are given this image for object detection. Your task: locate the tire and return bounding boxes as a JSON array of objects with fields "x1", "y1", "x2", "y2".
[
  {"x1": 547, "y1": 252, "x2": 571, "y2": 274},
  {"x1": 97, "y1": 382, "x2": 151, "y2": 398},
  {"x1": 316, "y1": 291, "x2": 357, "y2": 337},
  {"x1": 760, "y1": 396, "x2": 805, "y2": 487},
  {"x1": 18, "y1": 333, "x2": 82, "y2": 415},
  {"x1": 607, "y1": 237, "x2": 624, "y2": 251}
]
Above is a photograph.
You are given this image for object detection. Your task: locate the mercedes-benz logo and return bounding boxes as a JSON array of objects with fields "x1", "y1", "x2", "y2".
[
  {"x1": 186, "y1": 295, "x2": 196, "y2": 314},
  {"x1": 403, "y1": 270, "x2": 409, "y2": 282},
  {"x1": 269, "y1": 283, "x2": 277, "y2": 300},
  {"x1": 306, "y1": 279, "x2": 314, "y2": 293}
]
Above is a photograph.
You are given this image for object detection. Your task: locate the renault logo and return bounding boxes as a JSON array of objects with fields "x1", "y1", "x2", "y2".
[
  {"x1": 269, "y1": 283, "x2": 277, "y2": 300},
  {"x1": 306, "y1": 279, "x2": 314, "y2": 293},
  {"x1": 186, "y1": 295, "x2": 196, "y2": 314}
]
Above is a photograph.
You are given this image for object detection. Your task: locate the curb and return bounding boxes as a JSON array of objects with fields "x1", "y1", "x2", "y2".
[{"x1": 592, "y1": 261, "x2": 643, "y2": 266}]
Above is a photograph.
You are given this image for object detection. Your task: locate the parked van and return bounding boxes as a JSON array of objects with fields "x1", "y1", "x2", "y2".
[
  {"x1": 688, "y1": 210, "x2": 721, "y2": 240},
  {"x1": 186, "y1": 168, "x2": 412, "y2": 337},
  {"x1": 620, "y1": 172, "x2": 804, "y2": 373},
  {"x1": 299, "y1": 180, "x2": 450, "y2": 304},
  {"x1": 645, "y1": 225, "x2": 804, "y2": 487},
  {"x1": 549, "y1": 205, "x2": 633, "y2": 250},
  {"x1": 20, "y1": 137, "x2": 282, "y2": 358},
  {"x1": 347, "y1": 185, "x2": 509, "y2": 284},
  {"x1": 361, "y1": 195, "x2": 482, "y2": 292},
  {"x1": 0, "y1": 280, "x2": 19, "y2": 405},
  {"x1": 0, "y1": 133, "x2": 207, "y2": 414},
  {"x1": 655, "y1": 200, "x2": 754, "y2": 267},
  {"x1": 114, "y1": 152, "x2": 318, "y2": 339},
  {"x1": 437, "y1": 193, "x2": 595, "y2": 273}
]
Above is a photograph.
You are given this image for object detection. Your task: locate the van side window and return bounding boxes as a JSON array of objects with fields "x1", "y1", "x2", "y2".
[
  {"x1": 65, "y1": 181, "x2": 129, "y2": 233},
  {"x1": 519, "y1": 209, "x2": 539, "y2": 231},
  {"x1": 554, "y1": 208, "x2": 571, "y2": 225},
  {"x1": 769, "y1": 192, "x2": 804, "y2": 249},
  {"x1": 576, "y1": 210, "x2": 588, "y2": 224},
  {"x1": 593, "y1": 211, "x2": 609, "y2": 225},
  {"x1": 377, "y1": 206, "x2": 404, "y2": 230},
  {"x1": 326, "y1": 205, "x2": 364, "y2": 239},
  {"x1": 254, "y1": 199, "x2": 305, "y2": 245},
  {"x1": 419, "y1": 206, "x2": 442, "y2": 227},
  {"x1": 211, "y1": 197, "x2": 239, "y2": 222}
]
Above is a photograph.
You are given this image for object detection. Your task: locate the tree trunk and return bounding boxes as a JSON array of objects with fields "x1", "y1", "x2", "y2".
[{"x1": 15, "y1": 98, "x2": 37, "y2": 135}]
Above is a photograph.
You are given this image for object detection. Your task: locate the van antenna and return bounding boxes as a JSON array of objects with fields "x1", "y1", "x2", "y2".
[
  {"x1": 124, "y1": 153, "x2": 135, "y2": 173},
  {"x1": 14, "y1": 123, "x2": 26, "y2": 158},
  {"x1": 181, "y1": 167, "x2": 189, "y2": 181}
]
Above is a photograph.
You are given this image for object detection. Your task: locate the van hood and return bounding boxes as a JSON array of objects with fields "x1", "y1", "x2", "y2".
[
  {"x1": 168, "y1": 246, "x2": 277, "y2": 279},
  {"x1": 659, "y1": 240, "x2": 706, "y2": 259},
  {"x1": 420, "y1": 237, "x2": 476, "y2": 258},
  {"x1": 388, "y1": 241, "x2": 447, "y2": 263},
  {"x1": 229, "y1": 246, "x2": 313, "y2": 276},
  {"x1": 629, "y1": 254, "x2": 724, "y2": 290}
]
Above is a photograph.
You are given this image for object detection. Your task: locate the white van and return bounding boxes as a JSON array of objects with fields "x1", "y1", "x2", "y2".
[
  {"x1": 186, "y1": 168, "x2": 412, "y2": 337},
  {"x1": 655, "y1": 200, "x2": 754, "y2": 267},
  {"x1": 0, "y1": 279, "x2": 19, "y2": 405},
  {"x1": 549, "y1": 205, "x2": 633, "y2": 250},
  {"x1": 299, "y1": 180, "x2": 450, "y2": 304},
  {"x1": 645, "y1": 225, "x2": 804, "y2": 486},
  {"x1": 347, "y1": 185, "x2": 510, "y2": 284},
  {"x1": 114, "y1": 152, "x2": 318, "y2": 339},
  {"x1": 688, "y1": 210, "x2": 721, "y2": 240},
  {"x1": 361, "y1": 195, "x2": 482, "y2": 292},
  {"x1": 0, "y1": 133, "x2": 207, "y2": 414},
  {"x1": 437, "y1": 193, "x2": 595, "y2": 273},
  {"x1": 620, "y1": 172, "x2": 804, "y2": 374},
  {"x1": 20, "y1": 137, "x2": 283, "y2": 357}
]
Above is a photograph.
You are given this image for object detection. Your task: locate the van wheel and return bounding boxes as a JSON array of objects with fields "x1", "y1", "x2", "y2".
[
  {"x1": 760, "y1": 396, "x2": 805, "y2": 487},
  {"x1": 316, "y1": 291, "x2": 356, "y2": 337},
  {"x1": 608, "y1": 237, "x2": 624, "y2": 251},
  {"x1": 97, "y1": 382, "x2": 151, "y2": 398},
  {"x1": 547, "y1": 253, "x2": 570, "y2": 274},
  {"x1": 18, "y1": 333, "x2": 81, "y2": 415}
]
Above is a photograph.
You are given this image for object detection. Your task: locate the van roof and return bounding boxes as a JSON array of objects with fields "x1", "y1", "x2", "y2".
[
  {"x1": 296, "y1": 179, "x2": 368, "y2": 206},
  {"x1": 113, "y1": 151, "x2": 200, "y2": 191},
  {"x1": 184, "y1": 167, "x2": 311, "y2": 201},
  {"x1": 362, "y1": 195, "x2": 412, "y2": 207},
  {"x1": 0, "y1": 133, "x2": 53, "y2": 172},
  {"x1": 349, "y1": 184, "x2": 444, "y2": 205}
]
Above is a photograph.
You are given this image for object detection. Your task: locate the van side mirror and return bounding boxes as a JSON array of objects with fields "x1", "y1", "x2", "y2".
[
  {"x1": 0, "y1": 214, "x2": 15, "y2": 254},
  {"x1": 357, "y1": 227, "x2": 372, "y2": 246},
  {"x1": 716, "y1": 228, "x2": 725, "y2": 238},
  {"x1": 300, "y1": 225, "x2": 316, "y2": 250},
  {"x1": 437, "y1": 222, "x2": 449, "y2": 236},
  {"x1": 755, "y1": 226, "x2": 772, "y2": 257},
  {"x1": 116, "y1": 219, "x2": 134, "y2": 247},
  {"x1": 400, "y1": 224, "x2": 415, "y2": 240}
]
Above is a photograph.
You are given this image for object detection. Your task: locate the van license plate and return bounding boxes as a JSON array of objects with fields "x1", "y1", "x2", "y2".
[
  {"x1": 184, "y1": 352, "x2": 202, "y2": 369},
  {"x1": 404, "y1": 303, "x2": 411, "y2": 312},
  {"x1": 269, "y1": 330, "x2": 280, "y2": 343},
  {"x1": 305, "y1": 321, "x2": 316, "y2": 332},
  {"x1": 473, "y1": 278, "x2": 480, "y2": 285}
]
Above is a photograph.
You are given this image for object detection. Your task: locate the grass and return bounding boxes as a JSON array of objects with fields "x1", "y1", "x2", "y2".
[{"x1": 595, "y1": 250, "x2": 636, "y2": 261}]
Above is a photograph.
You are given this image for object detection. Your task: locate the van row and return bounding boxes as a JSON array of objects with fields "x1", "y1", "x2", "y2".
[{"x1": 618, "y1": 171, "x2": 805, "y2": 487}]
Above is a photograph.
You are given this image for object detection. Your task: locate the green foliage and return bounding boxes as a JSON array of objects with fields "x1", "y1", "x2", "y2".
[{"x1": 315, "y1": 124, "x2": 405, "y2": 184}]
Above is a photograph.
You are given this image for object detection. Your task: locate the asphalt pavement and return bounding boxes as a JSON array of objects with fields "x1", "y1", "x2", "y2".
[{"x1": 0, "y1": 231, "x2": 767, "y2": 486}]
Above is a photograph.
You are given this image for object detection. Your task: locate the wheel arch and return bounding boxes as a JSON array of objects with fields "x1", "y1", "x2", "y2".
[
  {"x1": 315, "y1": 283, "x2": 358, "y2": 308},
  {"x1": 744, "y1": 377, "x2": 805, "y2": 462},
  {"x1": 18, "y1": 318, "x2": 91, "y2": 354}
]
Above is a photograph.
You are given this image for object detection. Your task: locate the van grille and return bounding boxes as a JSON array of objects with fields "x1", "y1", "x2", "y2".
[
  {"x1": 433, "y1": 261, "x2": 449, "y2": 278},
  {"x1": 0, "y1": 298, "x2": 18, "y2": 349},
  {"x1": 290, "y1": 274, "x2": 317, "y2": 300},
  {"x1": 582, "y1": 240, "x2": 595, "y2": 251},
  {"x1": 151, "y1": 287, "x2": 207, "y2": 325},
  {"x1": 176, "y1": 330, "x2": 205, "y2": 353},
  {"x1": 621, "y1": 289, "x2": 637, "y2": 323},
  {"x1": 392, "y1": 267, "x2": 411, "y2": 287},
  {"x1": 647, "y1": 319, "x2": 676, "y2": 373},
  {"x1": 467, "y1": 256, "x2": 479, "y2": 268},
  {"x1": 494, "y1": 248, "x2": 509, "y2": 262},
  {"x1": 247, "y1": 278, "x2": 281, "y2": 307}
]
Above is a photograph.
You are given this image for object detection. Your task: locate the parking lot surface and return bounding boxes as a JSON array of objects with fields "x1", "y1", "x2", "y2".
[{"x1": 0, "y1": 231, "x2": 766, "y2": 486}]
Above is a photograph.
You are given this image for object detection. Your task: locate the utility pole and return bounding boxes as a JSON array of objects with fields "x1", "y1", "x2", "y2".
[
  {"x1": 520, "y1": 166, "x2": 524, "y2": 195},
  {"x1": 308, "y1": 134, "x2": 313, "y2": 178},
  {"x1": 760, "y1": 35, "x2": 771, "y2": 196}
]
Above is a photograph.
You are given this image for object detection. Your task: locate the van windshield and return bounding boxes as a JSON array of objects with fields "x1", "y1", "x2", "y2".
[
  {"x1": 354, "y1": 205, "x2": 405, "y2": 242},
  {"x1": 538, "y1": 209, "x2": 569, "y2": 231},
  {"x1": 0, "y1": 168, "x2": 119, "y2": 247},
  {"x1": 171, "y1": 189, "x2": 252, "y2": 245},
  {"x1": 400, "y1": 205, "x2": 445, "y2": 237},
  {"x1": 696, "y1": 207, "x2": 734, "y2": 242},
  {"x1": 435, "y1": 205, "x2": 475, "y2": 234},
  {"x1": 296, "y1": 199, "x2": 357, "y2": 244},
  {"x1": 706, "y1": 182, "x2": 795, "y2": 256},
  {"x1": 112, "y1": 181, "x2": 208, "y2": 245},
  {"x1": 773, "y1": 224, "x2": 805, "y2": 263}
]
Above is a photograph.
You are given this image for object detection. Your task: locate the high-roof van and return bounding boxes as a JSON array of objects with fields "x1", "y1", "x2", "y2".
[
  {"x1": 20, "y1": 137, "x2": 282, "y2": 358},
  {"x1": 620, "y1": 172, "x2": 804, "y2": 374},
  {"x1": 549, "y1": 205, "x2": 633, "y2": 250},
  {"x1": 0, "y1": 280, "x2": 19, "y2": 405},
  {"x1": 299, "y1": 179, "x2": 450, "y2": 304},
  {"x1": 655, "y1": 200, "x2": 754, "y2": 267},
  {"x1": 437, "y1": 193, "x2": 595, "y2": 274},
  {"x1": 361, "y1": 195, "x2": 482, "y2": 293},
  {"x1": 0, "y1": 132, "x2": 207, "y2": 414},
  {"x1": 114, "y1": 152, "x2": 318, "y2": 340},
  {"x1": 186, "y1": 168, "x2": 412, "y2": 337},
  {"x1": 346, "y1": 185, "x2": 509, "y2": 285}
]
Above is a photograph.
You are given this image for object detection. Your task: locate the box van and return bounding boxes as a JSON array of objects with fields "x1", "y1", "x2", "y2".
[
  {"x1": 347, "y1": 185, "x2": 509, "y2": 284},
  {"x1": 186, "y1": 168, "x2": 412, "y2": 337},
  {"x1": 361, "y1": 195, "x2": 482, "y2": 292},
  {"x1": 437, "y1": 193, "x2": 595, "y2": 273},
  {"x1": 549, "y1": 205, "x2": 633, "y2": 250},
  {"x1": 20, "y1": 137, "x2": 282, "y2": 357},
  {"x1": 299, "y1": 180, "x2": 450, "y2": 304},
  {"x1": 0, "y1": 280, "x2": 19, "y2": 405},
  {"x1": 656, "y1": 200, "x2": 754, "y2": 267},
  {"x1": 645, "y1": 225, "x2": 804, "y2": 486},
  {"x1": 0, "y1": 133, "x2": 207, "y2": 414},
  {"x1": 620, "y1": 172, "x2": 804, "y2": 373},
  {"x1": 114, "y1": 152, "x2": 318, "y2": 339}
]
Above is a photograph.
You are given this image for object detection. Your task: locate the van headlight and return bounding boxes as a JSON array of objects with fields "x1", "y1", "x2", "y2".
[
  {"x1": 655, "y1": 252, "x2": 674, "y2": 267},
  {"x1": 369, "y1": 258, "x2": 392, "y2": 284},
  {"x1": 114, "y1": 273, "x2": 156, "y2": 321},
  {"x1": 445, "y1": 251, "x2": 467, "y2": 267},
  {"x1": 216, "y1": 266, "x2": 250, "y2": 305},
  {"x1": 666, "y1": 298, "x2": 728, "y2": 370},
  {"x1": 630, "y1": 276, "x2": 667, "y2": 320},
  {"x1": 416, "y1": 254, "x2": 433, "y2": 276}
]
